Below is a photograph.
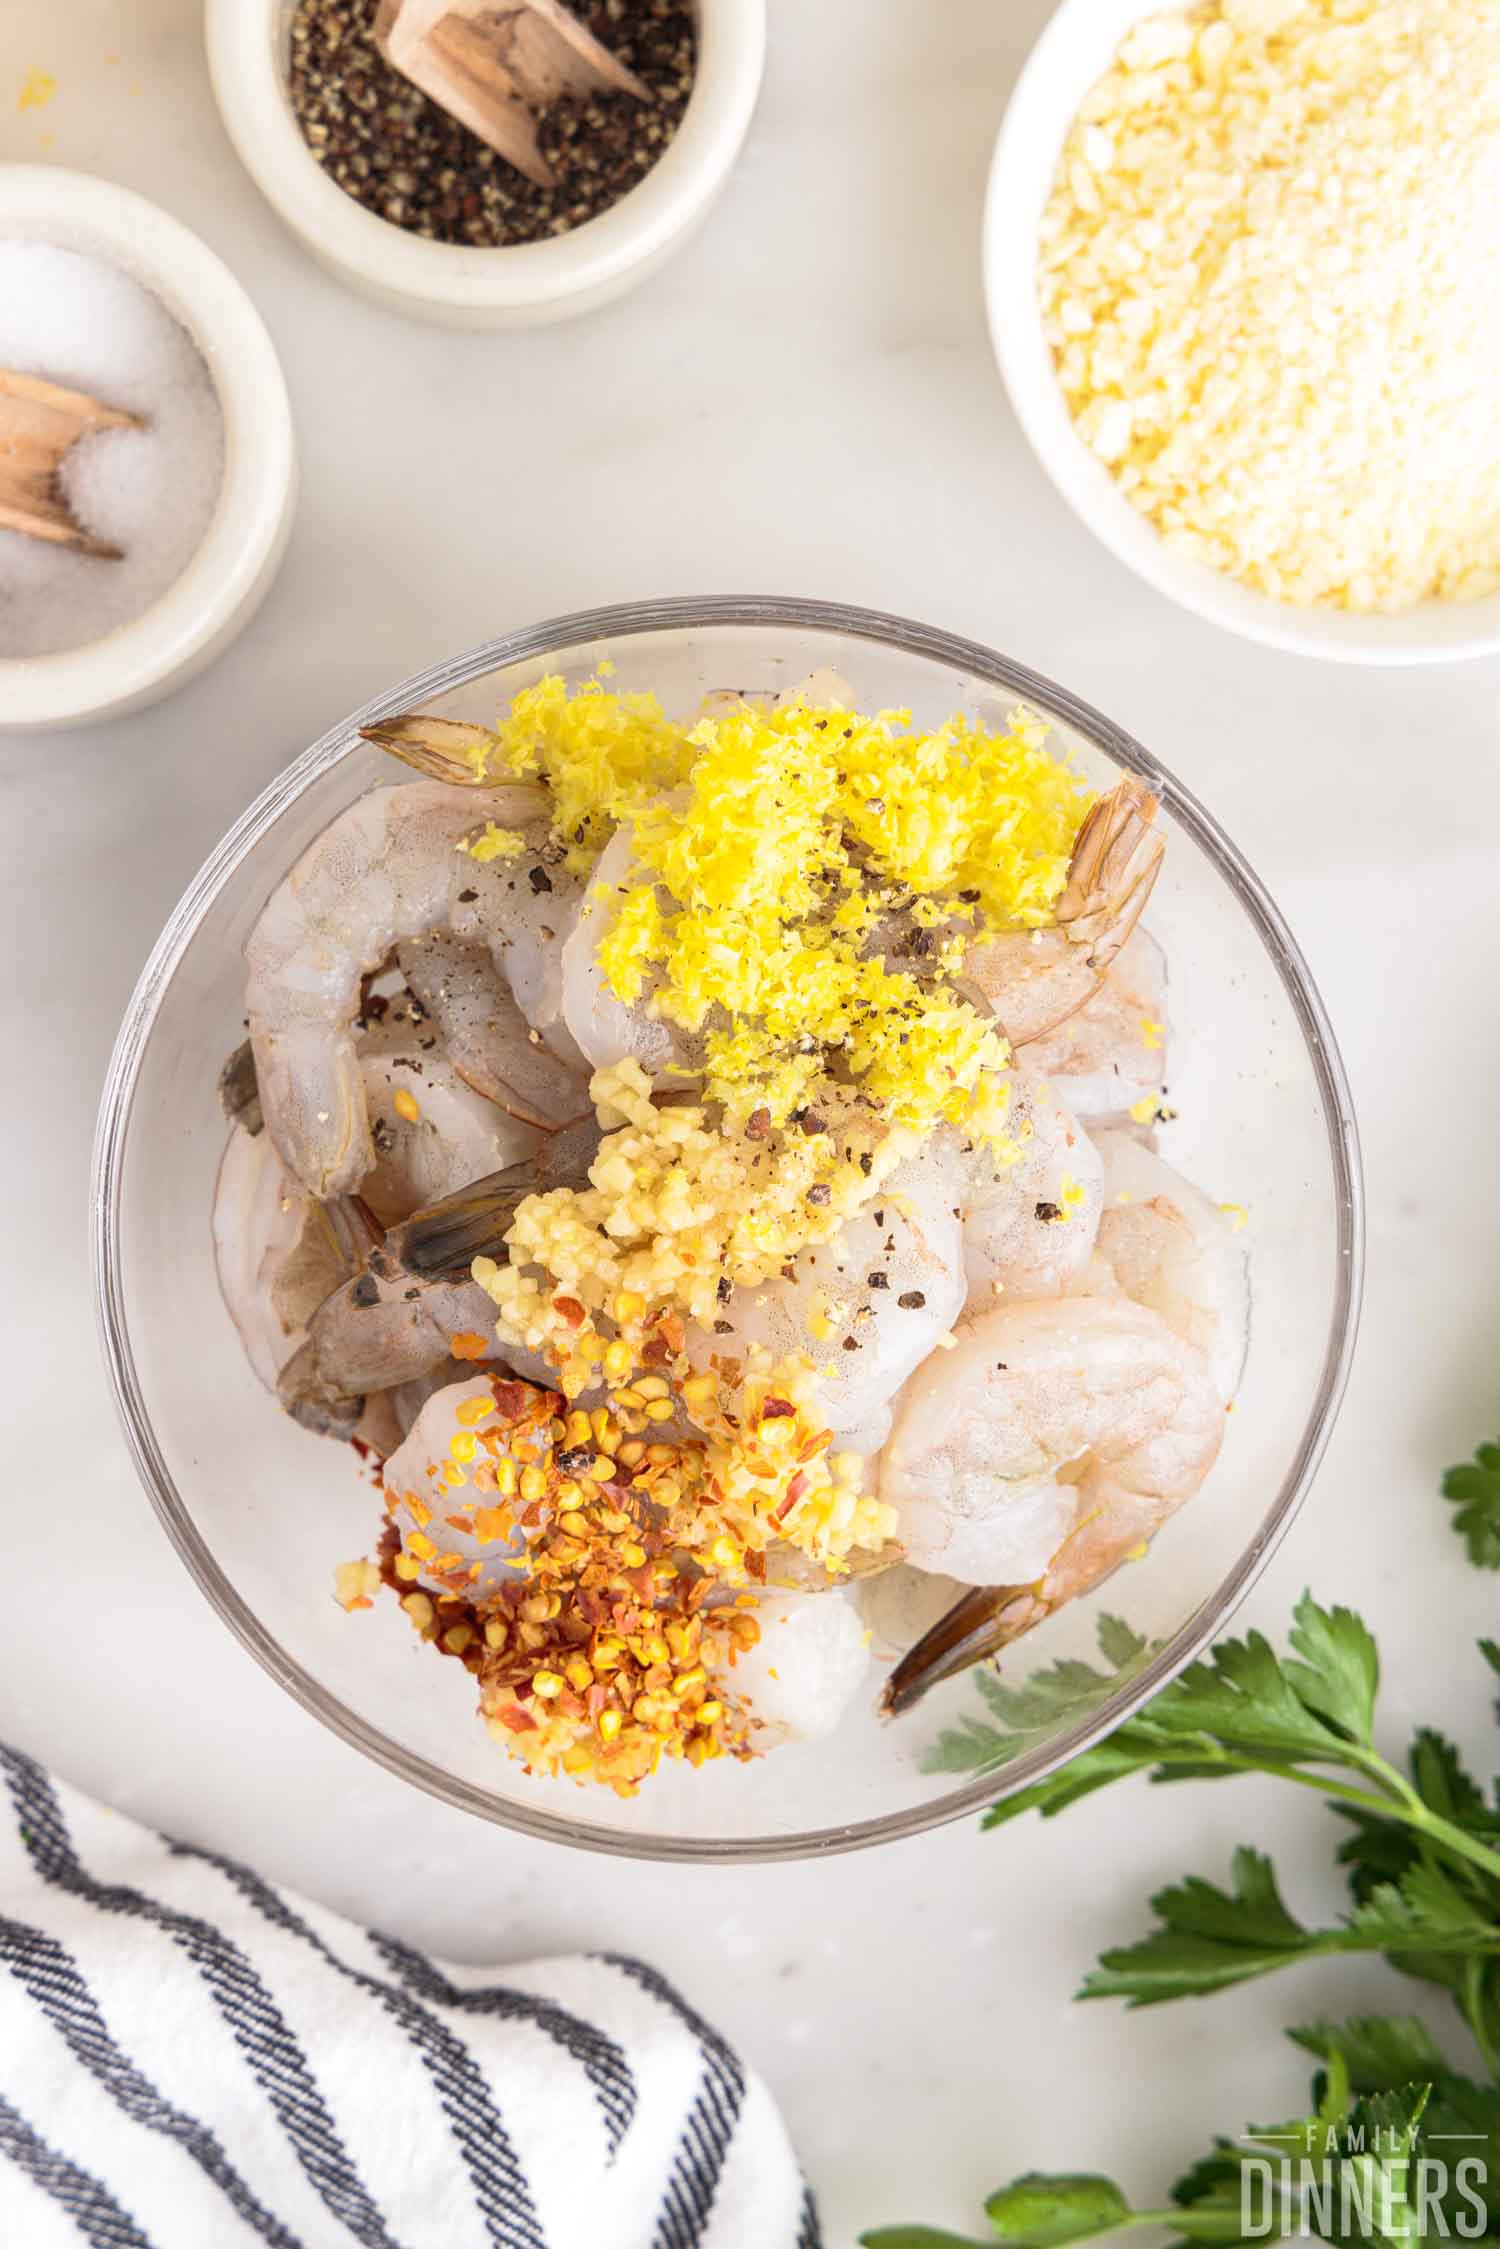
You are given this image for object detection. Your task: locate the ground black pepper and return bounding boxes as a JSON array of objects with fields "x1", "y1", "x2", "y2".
[{"x1": 288, "y1": 0, "x2": 697, "y2": 246}]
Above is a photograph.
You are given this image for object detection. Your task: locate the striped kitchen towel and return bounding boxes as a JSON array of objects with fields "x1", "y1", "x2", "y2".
[{"x1": 0, "y1": 1746, "x2": 820, "y2": 2249}]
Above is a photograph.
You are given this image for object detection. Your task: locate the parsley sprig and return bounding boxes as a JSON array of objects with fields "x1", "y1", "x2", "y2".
[
  {"x1": 1443, "y1": 1439, "x2": 1500, "y2": 1569},
  {"x1": 922, "y1": 1614, "x2": 1160, "y2": 1778},
  {"x1": 863, "y1": 1452, "x2": 1500, "y2": 2249}
]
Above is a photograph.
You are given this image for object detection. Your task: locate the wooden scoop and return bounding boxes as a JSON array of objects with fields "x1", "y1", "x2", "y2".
[
  {"x1": 375, "y1": 0, "x2": 649, "y2": 188},
  {"x1": 0, "y1": 366, "x2": 143, "y2": 560}
]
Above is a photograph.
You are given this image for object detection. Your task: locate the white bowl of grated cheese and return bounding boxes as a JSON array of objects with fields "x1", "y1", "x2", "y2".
[{"x1": 984, "y1": 0, "x2": 1500, "y2": 665}]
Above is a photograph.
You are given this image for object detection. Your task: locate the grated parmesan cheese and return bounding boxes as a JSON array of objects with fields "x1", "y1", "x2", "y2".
[{"x1": 1041, "y1": 0, "x2": 1500, "y2": 612}]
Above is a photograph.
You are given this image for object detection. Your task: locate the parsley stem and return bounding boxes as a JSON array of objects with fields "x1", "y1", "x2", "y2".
[{"x1": 1153, "y1": 1748, "x2": 1500, "y2": 1885}]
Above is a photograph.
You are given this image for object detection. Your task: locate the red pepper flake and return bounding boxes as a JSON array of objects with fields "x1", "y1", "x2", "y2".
[
  {"x1": 760, "y1": 1397, "x2": 795, "y2": 1421},
  {"x1": 554, "y1": 1296, "x2": 586, "y2": 1329},
  {"x1": 775, "y1": 1469, "x2": 809, "y2": 1521},
  {"x1": 450, "y1": 1331, "x2": 490, "y2": 1361},
  {"x1": 496, "y1": 1704, "x2": 538, "y2": 1734}
]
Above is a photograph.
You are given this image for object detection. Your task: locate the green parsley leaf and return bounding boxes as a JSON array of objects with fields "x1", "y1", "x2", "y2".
[
  {"x1": 1335, "y1": 2086, "x2": 1431, "y2": 2249},
  {"x1": 1079, "y1": 1850, "x2": 1500, "y2": 2009},
  {"x1": 1145, "y1": 1605, "x2": 1373, "y2": 1763},
  {"x1": 924, "y1": 1617, "x2": 1157, "y2": 1781},
  {"x1": 1441, "y1": 1442, "x2": 1500, "y2": 1568},
  {"x1": 1289, "y1": 2016, "x2": 1449, "y2": 2089},
  {"x1": 982, "y1": 2174, "x2": 1134, "y2": 2247},
  {"x1": 978, "y1": 2171, "x2": 1246, "y2": 2248},
  {"x1": 1283, "y1": 1592, "x2": 1380, "y2": 1745},
  {"x1": 1080, "y1": 1847, "x2": 1327, "y2": 2004},
  {"x1": 974, "y1": 1598, "x2": 1389, "y2": 1833},
  {"x1": 1290, "y1": 2021, "x2": 1500, "y2": 2230}
]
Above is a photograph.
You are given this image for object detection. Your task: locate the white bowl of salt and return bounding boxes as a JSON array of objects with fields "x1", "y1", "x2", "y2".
[{"x1": 0, "y1": 167, "x2": 296, "y2": 731}]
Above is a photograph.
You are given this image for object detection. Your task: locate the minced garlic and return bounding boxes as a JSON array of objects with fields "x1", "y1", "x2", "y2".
[
  {"x1": 477, "y1": 1059, "x2": 907, "y2": 1351},
  {"x1": 471, "y1": 1061, "x2": 901, "y2": 1567},
  {"x1": 1042, "y1": 0, "x2": 1500, "y2": 612}
]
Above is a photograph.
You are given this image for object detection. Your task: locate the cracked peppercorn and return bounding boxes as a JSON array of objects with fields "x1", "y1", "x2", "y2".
[{"x1": 287, "y1": 0, "x2": 697, "y2": 248}]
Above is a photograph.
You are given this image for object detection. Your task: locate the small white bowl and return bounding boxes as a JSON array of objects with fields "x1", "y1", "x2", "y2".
[
  {"x1": 205, "y1": 0, "x2": 766, "y2": 329},
  {"x1": 0, "y1": 166, "x2": 296, "y2": 732},
  {"x1": 984, "y1": 0, "x2": 1500, "y2": 666}
]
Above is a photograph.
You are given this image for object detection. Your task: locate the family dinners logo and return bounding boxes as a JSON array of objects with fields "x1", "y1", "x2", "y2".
[{"x1": 1239, "y1": 2119, "x2": 1490, "y2": 2239}]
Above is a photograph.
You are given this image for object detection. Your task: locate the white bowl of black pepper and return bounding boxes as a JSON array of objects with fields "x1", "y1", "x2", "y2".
[{"x1": 206, "y1": 0, "x2": 765, "y2": 328}]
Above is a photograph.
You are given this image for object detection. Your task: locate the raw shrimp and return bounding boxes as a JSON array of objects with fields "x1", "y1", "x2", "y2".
[
  {"x1": 212, "y1": 1122, "x2": 367, "y2": 1392},
  {"x1": 1024, "y1": 925, "x2": 1168, "y2": 1126},
  {"x1": 354, "y1": 1004, "x2": 548, "y2": 1226},
  {"x1": 962, "y1": 775, "x2": 1163, "y2": 1045},
  {"x1": 951, "y1": 1070, "x2": 1103, "y2": 1309},
  {"x1": 683, "y1": 1154, "x2": 967, "y2": 1433},
  {"x1": 718, "y1": 1590, "x2": 871, "y2": 1744},
  {"x1": 245, "y1": 779, "x2": 584, "y2": 1199},
  {"x1": 397, "y1": 931, "x2": 586, "y2": 1131},
  {"x1": 212, "y1": 1115, "x2": 453, "y2": 1460},
  {"x1": 444, "y1": 834, "x2": 591, "y2": 1074},
  {"x1": 214, "y1": 1010, "x2": 545, "y2": 1401},
  {"x1": 878, "y1": 1294, "x2": 1224, "y2": 1589},
  {"x1": 276, "y1": 1117, "x2": 603, "y2": 1436},
  {"x1": 359, "y1": 708, "x2": 597, "y2": 1069},
  {"x1": 681, "y1": 1080, "x2": 1098, "y2": 1436},
  {"x1": 559, "y1": 817, "x2": 702, "y2": 1078},
  {"x1": 382, "y1": 1373, "x2": 551, "y2": 1601},
  {"x1": 1087, "y1": 1131, "x2": 1249, "y2": 1404}
]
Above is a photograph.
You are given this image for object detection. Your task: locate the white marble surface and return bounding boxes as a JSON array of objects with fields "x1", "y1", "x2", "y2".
[{"x1": 5, "y1": 4, "x2": 1500, "y2": 2242}]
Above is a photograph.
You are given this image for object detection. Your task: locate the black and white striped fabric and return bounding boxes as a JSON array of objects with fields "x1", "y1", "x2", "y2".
[{"x1": 0, "y1": 1747, "x2": 820, "y2": 2249}]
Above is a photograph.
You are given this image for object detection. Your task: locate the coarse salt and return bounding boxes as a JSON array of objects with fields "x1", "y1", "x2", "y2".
[
  {"x1": 1041, "y1": 0, "x2": 1500, "y2": 613},
  {"x1": 0, "y1": 241, "x2": 224, "y2": 658}
]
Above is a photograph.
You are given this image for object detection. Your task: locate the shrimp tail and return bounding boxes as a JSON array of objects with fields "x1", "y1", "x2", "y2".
[
  {"x1": 399, "y1": 1114, "x2": 604, "y2": 1275},
  {"x1": 879, "y1": 1582, "x2": 1051, "y2": 1717},
  {"x1": 359, "y1": 715, "x2": 494, "y2": 787},
  {"x1": 398, "y1": 1179, "x2": 537, "y2": 1276},
  {"x1": 219, "y1": 1040, "x2": 263, "y2": 1136},
  {"x1": 1054, "y1": 775, "x2": 1164, "y2": 973}
]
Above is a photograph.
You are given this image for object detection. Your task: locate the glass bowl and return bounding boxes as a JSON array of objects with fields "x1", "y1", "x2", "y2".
[{"x1": 92, "y1": 597, "x2": 1362, "y2": 1861}]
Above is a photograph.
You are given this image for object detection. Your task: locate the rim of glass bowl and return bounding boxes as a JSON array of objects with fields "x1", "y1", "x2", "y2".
[{"x1": 91, "y1": 595, "x2": 1364, "y2": 1863}]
